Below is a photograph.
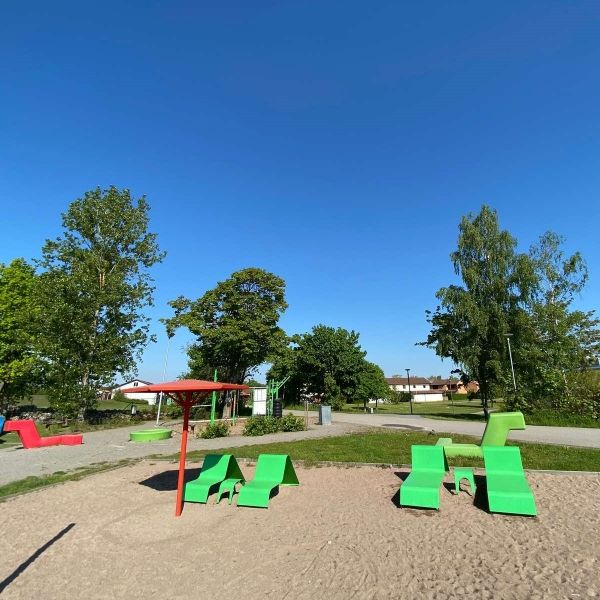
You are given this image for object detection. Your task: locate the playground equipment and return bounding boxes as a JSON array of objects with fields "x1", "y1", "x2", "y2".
[
  {"x1": 452, "y1": 467, "x2": 477, "y2": 496},
  {"x1": 237, "y1": 454, "x2": 299, "y2": 508},
  {"x1": 121, "y1": 379, "x2": 248, "y2": 516},
  {"x1": 483, "y1": 446, "x2": 537, "y2": 516},
  {"x1": 435, "y1": 411, "x2": 526, "y2": 458},
  {"x1": 184, "y1": 454, "x2": 245, "y2": 504},
  {"x1": 399, "y1": 445, "x2": 447, "y2": 510},
  {"x1": 0, "y1": 415, "x2": 5, "y2": 434},
  {"x1": 129, "y1": 428, "x2": 172, "y2": 442},
  {"x1": 266, "y1": 377, "x2": 289, "y2": 416},
  {"x1": 3, "y1": 419, "x2": 83, "y2": 449}
]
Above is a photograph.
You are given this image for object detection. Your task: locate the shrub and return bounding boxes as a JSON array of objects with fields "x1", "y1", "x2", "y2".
[
  {"x1": 329, "y1": 396, "x2": 345, "y2": 411},
  {"x1": 243, "y1": 416, "x2": 282, "y2": 436},
  {"x1": 280, "y1": 414, "x2": 306, "y2": 432},
  {"x1": 200, "y1": 421, "x2": 230, "y2": 439}
]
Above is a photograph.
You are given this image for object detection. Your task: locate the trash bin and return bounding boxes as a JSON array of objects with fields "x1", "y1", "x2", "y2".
[
  {"x1": 273, "y1": 400, "x2": 283, "y2": 418},
  {"x1": 318, "y1": 404, "x2": 332, "y2": 425}
]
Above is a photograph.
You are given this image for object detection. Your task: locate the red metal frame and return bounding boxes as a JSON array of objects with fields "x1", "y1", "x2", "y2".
[{"x1": 121, "y1": 379, "x2": 248, "y2": 516}]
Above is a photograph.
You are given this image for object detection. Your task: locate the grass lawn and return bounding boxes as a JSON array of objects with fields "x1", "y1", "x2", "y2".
[{"x1": 179, "y1": 430, "x2": 600, "y2": 472}]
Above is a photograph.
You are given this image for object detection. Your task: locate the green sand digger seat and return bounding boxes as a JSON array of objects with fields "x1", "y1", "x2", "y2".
[
  {"x1": 400, "y1": 445, "x2": 447, "y2": 510},
  {"x1": 184, "y1": 454, "x2": 245, "y2": 504},
  {"x1": 483, "y1": 446, "x2": 537, "y2": 516},
  {"x1": 236, "y1": 454, "x2": 299, "y2": 508},
  {"x1": 436, "y1": 411, "x2": 526, "y2": 458}
]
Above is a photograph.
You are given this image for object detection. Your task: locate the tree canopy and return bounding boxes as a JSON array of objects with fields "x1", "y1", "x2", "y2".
[
  {"x1": 0, "y1": 259, "x2": 41, "y2": 410},
  {"x1": 163, "y1": 268, "x2": 288, "y2": 383},
  {"x1": 37, "y1": 186, "x2": 165, "y2": 414},
  {"x1": 422, "y1": 205, "x2": 599, "y2": 417}
]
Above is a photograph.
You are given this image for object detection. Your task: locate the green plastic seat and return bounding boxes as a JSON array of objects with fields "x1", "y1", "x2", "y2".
[
  {"x1": 436, "y1": 412, "x2": 526, "y2": 458},
  {"x1": 184, "y1": 454, "x2": 244, "y2": 504},
  {"x1": 483, "y1": 446, "x2": 537, "y2": 516},
  {"x1": 400, "y1": 445, "x2": 447, "y2": 510},
  {"x1": 236, "y1": 454, "x2": 299, "y2": 508},
  {"x1": 216, "y1": 478, "x2": 244, "y2": 505}
]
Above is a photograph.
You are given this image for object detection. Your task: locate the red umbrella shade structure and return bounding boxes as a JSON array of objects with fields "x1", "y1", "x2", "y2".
[{"x1": 121, "y1": 379, "x2": 248, "y2": 516}]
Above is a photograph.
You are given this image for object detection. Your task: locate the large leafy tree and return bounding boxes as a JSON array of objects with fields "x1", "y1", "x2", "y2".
[
  {"x1": 38, "y1": 187, "x2": 165, "y2": 415},
  {"x1": 164, "y1": 268, "x2": 288, "y2": 384},
  {"x1": 354, "y1": 361, "x2": 392, "y2": 411},
  {"x1": 270, "y1": 325, "x2": 367, "y2": 408},
  {"x1": 0, "y1": 259, "x2": 42, "y2": 410},
  {"x1": 421, "y1": 206, "x2": 534, "y2": 417},
  {"x1": 515, "y1": 232, "x2": 600, "y2": 408}
]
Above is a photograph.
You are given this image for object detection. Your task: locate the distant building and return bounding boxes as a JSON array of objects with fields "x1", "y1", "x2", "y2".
[
  {"x1": 384, "y1": 377, "x2": 444, "y2": 402},
  {"x1": 112, "y1": 379, "x2": 158, "y2": 404},
  {"x1": 385, "y1": 376, "x2": 479, "y2": 402}
]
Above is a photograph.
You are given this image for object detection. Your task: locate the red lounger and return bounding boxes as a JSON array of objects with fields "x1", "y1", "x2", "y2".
[{"x1": 3, "y1": 419, "x2": 83, "y2": 449}]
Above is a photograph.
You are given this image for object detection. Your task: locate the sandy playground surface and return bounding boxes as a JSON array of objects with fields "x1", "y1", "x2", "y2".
[{"x1": 0, "y1": 461, "x2": 599, "y2": 600}]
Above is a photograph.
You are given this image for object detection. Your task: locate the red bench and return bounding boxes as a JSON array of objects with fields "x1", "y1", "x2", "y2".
[{"x1": 3, "y1": 419, "x2": 83, "y2": 449}]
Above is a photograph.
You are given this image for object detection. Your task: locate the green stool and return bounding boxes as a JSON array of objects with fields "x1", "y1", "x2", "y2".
[
  {"x1": 216, "y1": 478, "x2": 243, "y2": 505},
  {"x1": 453, "y1": 468, "x2": 476, "y2": 495}
]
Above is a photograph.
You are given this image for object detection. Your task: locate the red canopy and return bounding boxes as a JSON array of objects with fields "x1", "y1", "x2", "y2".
[{"x1": 121, "y1": 379, "x2": 248, "y2": 517}]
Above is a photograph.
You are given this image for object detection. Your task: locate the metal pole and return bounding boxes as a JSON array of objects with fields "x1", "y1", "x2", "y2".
[
  {"x1": 506, "y1": 335, "x2": 517, "y2": 392},
  {"x1": 210, "y1": 369, "x2": 217, "y2": 423},
  {"x1": 406, "y1": 368, "x2": 413, "y2": 415},
  {"x1": 156, "y1": 336, "x2": 171, "y2": 426}
]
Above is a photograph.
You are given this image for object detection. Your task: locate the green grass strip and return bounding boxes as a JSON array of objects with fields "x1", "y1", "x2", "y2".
[{"x1": 177, "y1": 430, "x2": 600, "y2": 472}]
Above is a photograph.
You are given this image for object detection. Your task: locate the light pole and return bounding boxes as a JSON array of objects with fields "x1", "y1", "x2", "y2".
[
  {"x1": 505, "y1": 333, "x2": 517, "y2": 393},
  {"x1": 155, "y1": 335, "x2": 172, "y2": 426},
  {"x1": 405, "y1": 368, "x2": 413, "y2": 415}
]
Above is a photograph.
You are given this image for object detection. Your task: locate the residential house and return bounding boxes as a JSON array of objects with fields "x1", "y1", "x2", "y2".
[
  {"x1": 384, "y1": 377, "x2": 445, "y2": 403},
  {"x1": 112, "y1": 379, "x2": 158, "y2": 404}
]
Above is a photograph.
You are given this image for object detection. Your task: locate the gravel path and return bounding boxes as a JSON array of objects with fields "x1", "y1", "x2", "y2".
[{"x1": 0, "y1": 420, "x2": 359, "y2": 486}]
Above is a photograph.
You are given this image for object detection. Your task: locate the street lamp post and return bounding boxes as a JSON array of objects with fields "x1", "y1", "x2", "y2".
[
  {"x1": 505, "y1": 333, "x2": 517, "y2": 393},
  {"x1": 405, "y1": 368, "x2": 413, "y2": 415}
]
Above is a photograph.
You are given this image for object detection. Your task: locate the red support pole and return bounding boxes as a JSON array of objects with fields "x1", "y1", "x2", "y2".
[{"x1": 175, "y1": 394, "x2": 191, "y2": 517}]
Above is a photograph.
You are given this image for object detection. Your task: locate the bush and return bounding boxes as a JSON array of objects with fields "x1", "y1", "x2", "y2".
[
  {"x1": 243, "y1": 416, "x2": 282, "y2": 436},
  {"x1": 280, "y1": 414, "x2": 306, "y2": 432},
  {"x1": 200, "y1": 421, "x2": 230, "y2": 439},
  {"x1": 329, "y1": 397, "x2": 346, "y2": 411}
]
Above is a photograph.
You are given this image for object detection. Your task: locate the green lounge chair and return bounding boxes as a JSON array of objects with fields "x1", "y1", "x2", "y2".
[
  {"x1": 184, "y1": 454, "x2": 244, "y2": 504},
  {"x1": 483, "y1": 446, "x2": 537, "y2": 516},
  {"x1": 436, "y1": 411, "x2": 526, "y2": 458},
  {"x1": 236, "y1": 454, "x2": 299, "y2": 508},
  {"x1": 400, "y1": 445, "x2": 447, "y2": 510}
]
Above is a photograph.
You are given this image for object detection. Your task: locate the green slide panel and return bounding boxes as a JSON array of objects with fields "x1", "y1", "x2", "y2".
[
  {"x1": 237, "y1": 454, "x2": 299, "y2": 509},
  {"x1": 436, "y1": 412, "x2": 526, "y2": 458},
  {"x1": 129, "y1": 428, "x2": 172, "y2": 442},
  {"x1": 184, "y1": 454, "x2": 245, "y2": 504},
  {"x1": 483, "y1": 446, "x2": 537, "y2": 516},
  {"x1": 400, "y1": 445, "x2": 446, "y2": 510}
]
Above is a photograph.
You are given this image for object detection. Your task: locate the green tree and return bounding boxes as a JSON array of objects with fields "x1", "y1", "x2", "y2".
[
  {"x1": 38, "y1": 187, "x2": 165, "y2": 416},
  {"x1": 271, "y1": 325, "x2": 367, "y2": 409},
  {"x1": 514, "y1": 232, "x2": 600, "y2": 409},
  {"x1": 164, "y1": 268, "x2": 288, "y2": 384},
  {"x1": 421, "y1": 206, "x2": 534, "y2": 417},
  {"x1": 354, "y1": 361, "x2": 392, "y2": 411},
  {"x1": 0, "y1": 259, "x2": 42, "y2": 410}
]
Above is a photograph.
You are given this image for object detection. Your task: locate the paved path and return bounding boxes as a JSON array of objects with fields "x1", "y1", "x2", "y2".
[
  {"x1": 0, "y1": 421, "x2": 359, "y2": 486},
  {"x1": 287, "y1": 410, "x2": 600, "y2": 449}
]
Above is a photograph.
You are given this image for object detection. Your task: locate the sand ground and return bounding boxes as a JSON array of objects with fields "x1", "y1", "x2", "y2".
[{"x1": 1, "y1": 461, "x2": 598, "y2": 599}]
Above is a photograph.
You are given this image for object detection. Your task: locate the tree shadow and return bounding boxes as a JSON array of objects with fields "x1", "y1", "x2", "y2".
[
  {"x1": 0, "y1": 523, "x2": 76, "y2": 594},
  {"x1": 139, "y1": 467, "x2": 201, "y2": 492}
]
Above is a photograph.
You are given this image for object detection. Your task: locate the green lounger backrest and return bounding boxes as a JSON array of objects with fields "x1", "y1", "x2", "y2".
[
  {"x1": 199, "y1": 454, "x2": 232, "y2": 481},
  {"x1": 253, "y1": 454, "x2": 299, "y2": 485},
  {"x1": 410, "y1": 445, "x2": 446, "y2": 474},
  {"x1": 480, "y1": 412, "x2": 526, "y2": 447},
  {"x1": 482, "y1": 446, "x2": 525, "y2": 475}
]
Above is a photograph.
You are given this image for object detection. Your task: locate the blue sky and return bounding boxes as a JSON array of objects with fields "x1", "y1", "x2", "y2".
[{"x1": 1, "y1": 1, "x2": 599, "y2": 383}]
